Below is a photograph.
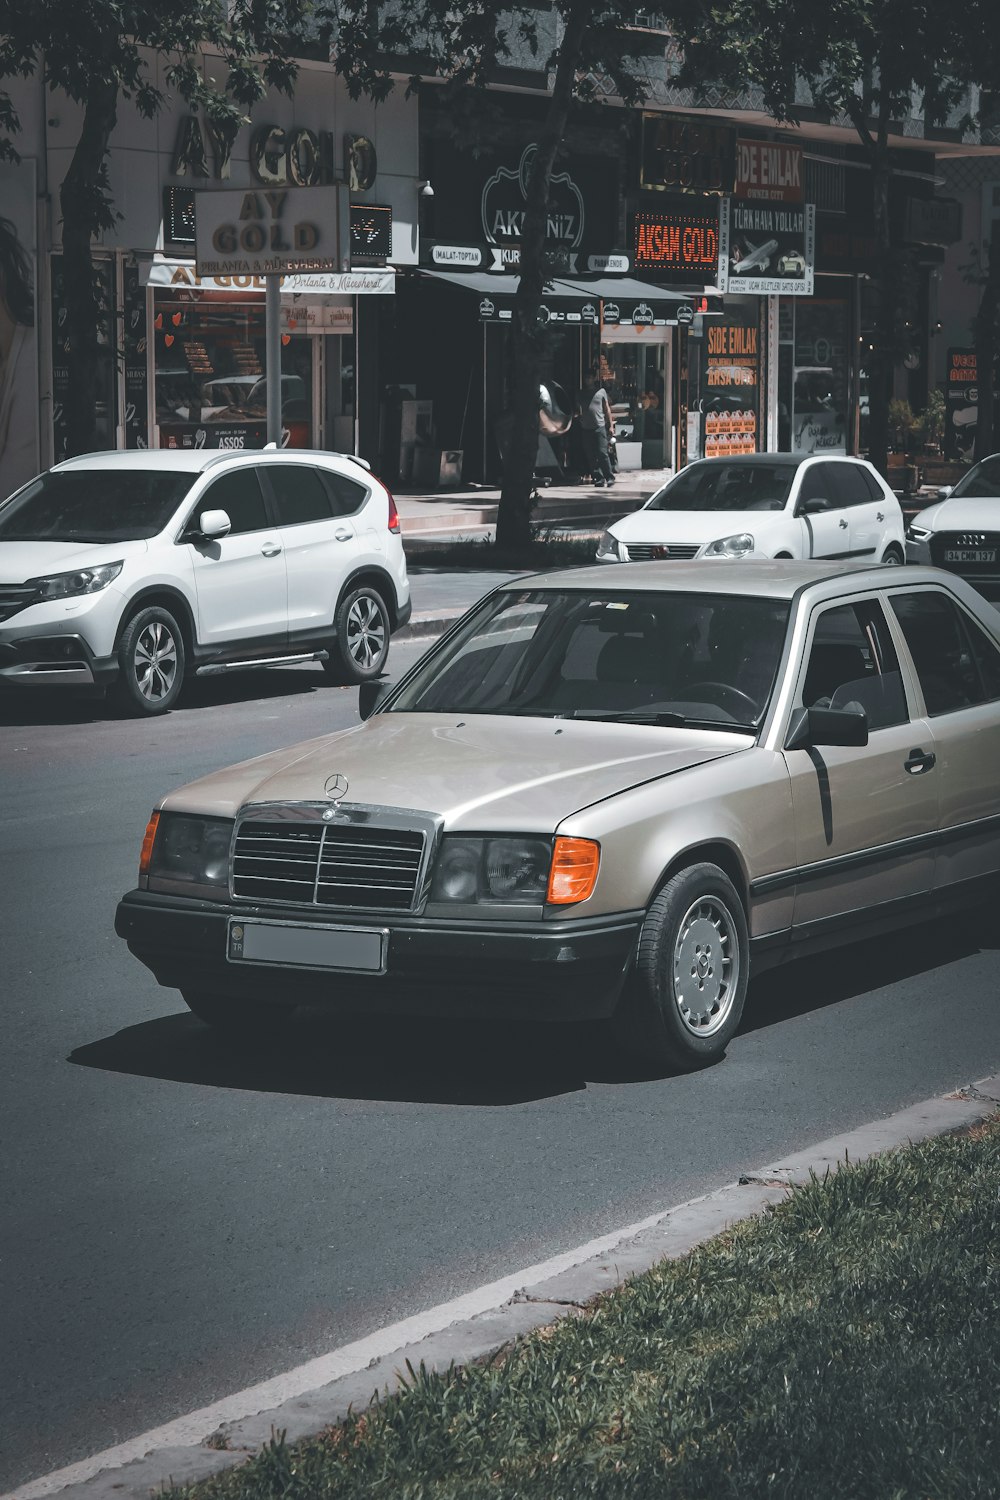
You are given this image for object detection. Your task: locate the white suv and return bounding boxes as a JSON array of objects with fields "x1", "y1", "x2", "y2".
[
  {"x1": 0, "y1": 449, "x2": 410, "y2": 714},
  {"x1": 597, "y1": 454, "x2": 905, "y2": 567}
]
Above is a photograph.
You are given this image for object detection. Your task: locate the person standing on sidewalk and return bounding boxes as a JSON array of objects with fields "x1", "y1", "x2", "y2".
[{"x1": 579, "y1": 367, "x2": 615, "y2": 487}]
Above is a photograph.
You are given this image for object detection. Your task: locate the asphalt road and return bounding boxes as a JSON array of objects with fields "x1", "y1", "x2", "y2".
[{"x1": 2, "y1": 634, "x2": 999, "y2": 1492}]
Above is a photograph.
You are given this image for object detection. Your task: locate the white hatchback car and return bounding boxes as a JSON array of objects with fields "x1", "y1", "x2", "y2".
[
  {"x1": 597, "y1": 454, "x2": 905, "y2": 567},
  {"x1": 0, "y1": 449, "x2": 410, "y2": 714}
]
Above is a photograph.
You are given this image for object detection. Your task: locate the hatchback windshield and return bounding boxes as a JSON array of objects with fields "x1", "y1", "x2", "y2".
[
  {"x1": 0, "y1": 470, "x2": 195, "y2": 543},
  {"x1": 950, "y1": 454, "x2": 1000, "y2": 500},
  {"x1": 646, "y1": 461, "x2": 796, "y2": 513},
  {"x1": 391, "y1": 588, "x2": 790, "y2": 729}
]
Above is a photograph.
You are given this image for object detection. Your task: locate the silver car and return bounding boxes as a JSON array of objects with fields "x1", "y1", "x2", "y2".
[{"x1": 116, "y1": 561, "x2": 1000, "y2": 1072}]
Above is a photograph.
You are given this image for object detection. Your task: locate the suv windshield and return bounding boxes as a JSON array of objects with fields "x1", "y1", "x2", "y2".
[
  {"x1": 391, "y1": 588, "x2": 790, "y2": 729},
  {"x1": 0, "y1": 470, "x2": 196, "y2": 543},
  {"x1": 950, "y1": 454, "x2": 1000, "y2": 500},
  {"x1": 647, "y1": 461, "x2": 795, "y2": 513}
]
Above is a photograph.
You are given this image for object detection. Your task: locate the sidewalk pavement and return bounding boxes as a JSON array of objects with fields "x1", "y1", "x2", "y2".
[{"x1": 14, "y1": 1072, "x2": 999, "y2": 1500}]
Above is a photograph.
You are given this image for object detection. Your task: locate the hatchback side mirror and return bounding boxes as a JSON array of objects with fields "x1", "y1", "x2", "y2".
[
  {"x1": 358, "y1": 679, "x2": 391, "y2": 720},
  {"x1": 797, "y1": 495, "x2": 831, "y2": 516},
  {"x1": 785, "y1": 705, "x2": 868, "y2": 751},
  {"x1": 198, "y1": 509, "x2": 232, "y2": 539}
]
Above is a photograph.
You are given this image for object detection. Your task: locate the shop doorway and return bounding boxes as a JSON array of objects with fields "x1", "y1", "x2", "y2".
[{"x1": 599, "y1": 329, "x2": 672, "y2": 471}]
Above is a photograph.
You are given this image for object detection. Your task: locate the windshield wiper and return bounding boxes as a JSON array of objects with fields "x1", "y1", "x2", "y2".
[{"x1": 566, "y1": 709, "x2": 689, "y2": 726}]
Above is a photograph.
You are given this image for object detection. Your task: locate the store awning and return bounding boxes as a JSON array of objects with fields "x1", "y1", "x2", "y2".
[
  {"x1": 420, "y1": 269, "x2": 599, "y2": 324},
  {"x1": 420, "y1": 268, "x2": 721, "y2": 327},
  {"x1": 141, "y1": 258, "x2": 395, "y2": 295}
]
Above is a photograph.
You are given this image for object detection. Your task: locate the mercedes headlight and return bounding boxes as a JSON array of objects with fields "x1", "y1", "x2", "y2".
[
  {"x1": 27, "y1": 561, "x2": 124, "y2": 599},
  {"x1": 704, "y1": 533, "x2": 754, "y2": 558},
  {"x1": 139, "y1": 812, "x2": 233, "y2": 897},
  {"x1": 430, "y1": 835, "x2": 600, "y2": 906},
  {"x1": 596, "y1": 529, "x2": 622, "y2": 561}
]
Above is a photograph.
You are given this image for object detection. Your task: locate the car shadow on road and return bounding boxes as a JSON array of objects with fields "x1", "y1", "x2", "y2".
[
  {"x1": 68, "y1": 1010, "x2": 634, "y2": 1105},
  {"x1": 742, "y1": 906, "x2": 995, "y2": 1034},
  {"x1": 0, "y1": 668, "x2": 327, "y2": 727},
  {"x1": 69, "y1": 908, "x2": 996, "y2": 1104}
]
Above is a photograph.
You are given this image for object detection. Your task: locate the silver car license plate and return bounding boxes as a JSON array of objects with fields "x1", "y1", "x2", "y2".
[
  {"x1": 227, "y1": 919, "x2": 387, "y2": 973},
  {"x1": 945, "y1": 548, "x2": 997, "y2": 563}
]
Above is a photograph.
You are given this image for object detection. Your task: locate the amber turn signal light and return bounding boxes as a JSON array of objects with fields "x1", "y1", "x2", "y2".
[
  {"x1": 547, "y1": 837, "x2": 600, "y2": 904},
  {"x1": 139, "y1": 811, "x2": 160, "y2": 882}
]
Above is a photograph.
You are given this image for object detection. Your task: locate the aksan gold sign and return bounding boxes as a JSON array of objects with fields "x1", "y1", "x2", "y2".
[{"x1": 640, "y1": 116, "x2": 735, "y2": 196}]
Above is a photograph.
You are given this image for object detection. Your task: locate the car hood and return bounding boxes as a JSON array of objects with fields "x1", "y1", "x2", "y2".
[
  {"x1": 160, "y1": 714, "x2": 752, "y2": 831},
  {"x1": 0, "y1": 538, "x2": 149, "y2": 579},
  {"x1": 915, "y1": 496, "x2": 1000, "y2": 531},
  {"x1": 609, "y1": 508, "x2": 780, "y2": 544}
]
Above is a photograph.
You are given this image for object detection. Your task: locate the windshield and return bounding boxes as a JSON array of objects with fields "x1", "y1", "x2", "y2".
[
  {"x1": 950, "y1": 454, "x2": 1000, "y2": 500},
  {"x1": 646, "y1": 461, "x2": 796, "y2": 514},
  {"x1": 390, "y1": 589, "x2": 791, "y2": 729},
  {"x1": 0, "y1": 469, "x2": 196, "y2": 543}
]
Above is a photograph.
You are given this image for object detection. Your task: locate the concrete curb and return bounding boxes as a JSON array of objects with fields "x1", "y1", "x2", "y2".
[
  {"x1": 393, "y1": 609, "x2": 465, "y2": 641},
  {"x1": 10, "y1": 1073, "x2": 999, "y2": 1500}
]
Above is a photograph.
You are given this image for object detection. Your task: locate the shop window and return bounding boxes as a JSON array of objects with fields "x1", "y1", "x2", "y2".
[
  {"x1": 198, "y1": 469, "x2": 269, "y2": 535},
  {"x1": 265, "y1": 465, "x2": 333, "y2": 526},
  {"x1": 791, "y1": 299, "x2": 849, "y2": 455}
]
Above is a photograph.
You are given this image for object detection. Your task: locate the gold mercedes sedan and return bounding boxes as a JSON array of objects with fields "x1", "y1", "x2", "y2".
[{"x1": 116, "y1": 561, "x2": 1000, "y2": 1072}]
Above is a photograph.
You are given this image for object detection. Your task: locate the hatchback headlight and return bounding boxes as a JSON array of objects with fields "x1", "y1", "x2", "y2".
[
  {"x1": 705, "y1": 532, "x2": 754, "y2": 558},
  {"x1": 139, "y1": 812, "x2": 233, "y2": 897},
  {"x1": 596, "y1": 529, "x2": 622, "y2": 560},
  {"x1": 430, "y1": 835, "x2": 600, "y2": 906},
  {"x1": 27, "y1": 561, "x2": 124, "y2": 599}
]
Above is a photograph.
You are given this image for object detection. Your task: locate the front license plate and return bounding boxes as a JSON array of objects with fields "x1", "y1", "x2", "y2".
[
  {"x1": 944, "y1": 548, "x2": 997, "y2": 563},
  {"x1": 227, "y1": 919, "x2": 386, "y2": 973}
]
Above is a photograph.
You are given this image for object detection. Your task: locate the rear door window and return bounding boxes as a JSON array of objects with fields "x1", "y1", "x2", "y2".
[
  {"x1": 889, "y1": 590, "x2": 1000, "y2": 714},
  {"x1": 264, "y1": 466, "x2": 334, "y2": 526},
  {"x1": 322, "y1": 470, "x2": 370, "y2": 517},
  {"x1": 828, "y1": 463, "x2": 874, "y2": 508}
]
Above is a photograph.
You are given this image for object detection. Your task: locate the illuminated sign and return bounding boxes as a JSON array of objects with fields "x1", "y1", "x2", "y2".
[
  {"x1": 639, "y1": 116, "x2": 735, "y2": 196},
  {"x1": 350, "y1": 203, "x2": 392, "y2": 263},
  {"x1": 634, "y1": 207, "x2": 719, "y2": 280}
]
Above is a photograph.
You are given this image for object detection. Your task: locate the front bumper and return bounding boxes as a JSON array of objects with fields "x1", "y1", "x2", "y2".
[
  {"x1": 115, "y1": 890, "x2": 643, "y2": 1021},
  {"x1": 0, "y1": 632, "x2": 117, "y2": 688}
]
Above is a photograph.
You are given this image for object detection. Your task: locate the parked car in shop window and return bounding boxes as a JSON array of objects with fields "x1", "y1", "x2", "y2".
[
  {"x1": 0, "y1": 449, "x2": 409, "y2": 714},
  {"x1": 905, "y1": 452, "x2": 1000, "y2": 602},
  {"x1": 116, "y1": 560, "x2": 1000, "y2": 1073},
  {"x1": 597, "y1": 454, "x2": 905, "y2": 566}
]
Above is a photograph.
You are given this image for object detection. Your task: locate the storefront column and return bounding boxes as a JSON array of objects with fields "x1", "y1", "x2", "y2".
[{"x1": 766, "y1": 295, "x2": 780, "y2": 452}]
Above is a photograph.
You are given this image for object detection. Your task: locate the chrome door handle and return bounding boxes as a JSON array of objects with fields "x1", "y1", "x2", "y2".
[
  {"x1": 260, "y1": 542, "x2": 282, "y2": 557},
  {"x1": 333, "y1": 529, "x2": 353, "y2": 542},
  {"x1": 904, "y1": 748, "x2": 936, "y2": 774},
  {"x1": 838, "y1": 518, "x2": 848, "y2": 529}
]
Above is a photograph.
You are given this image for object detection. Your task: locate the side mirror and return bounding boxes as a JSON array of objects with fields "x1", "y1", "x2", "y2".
[
  {"x1": 785, "y1": 705, "x2": 869, "y2": 751},
  {"x1": 797, "y1": 495, "x2": 830, "y2": 516},
  {"x1": 937, "y1": 485, "x2": 954, "y2": 500},
  {"x1": 198, "y1": 508, "x2": 232, "y2": 539},
  {"x1": 358, "y1": 679, "x2": 391, "y2": 720}
]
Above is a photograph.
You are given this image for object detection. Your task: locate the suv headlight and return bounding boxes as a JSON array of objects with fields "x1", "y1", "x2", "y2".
[
  {"x1": 705, "y1": 533, "x2": 754, "y2": 558},
  {"x1": 430, "y1": 835, "x2": 600, "y2": 906},
  {"x1": 139, "y1": 812, "x2": 233, "y2": 898},
  {"x1": 27, "y1": 561, "x2": 124, "y2": 599},
  {"x1": 596, "y1": 529, "x2": 622, "y2": 560}
]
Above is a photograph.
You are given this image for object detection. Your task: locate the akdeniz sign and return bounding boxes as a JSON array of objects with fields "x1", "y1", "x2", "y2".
[{"x1": 481, "y1": 146, "x2": 585, "y2": 256}]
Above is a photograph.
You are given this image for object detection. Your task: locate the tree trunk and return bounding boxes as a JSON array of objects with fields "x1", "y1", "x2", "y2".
[
  {"x1": 495, "y1": 0, "x2": 594, "y2": 554},
  {"x1": 973, "y1": 224, "x2": 1000, "y2": 462},
  {"x1": 866, "y1": 109, "x2": 893, "y2": 479},
  {"x1": 59, "y1": 79, "x2": 118, "y2": 457}
]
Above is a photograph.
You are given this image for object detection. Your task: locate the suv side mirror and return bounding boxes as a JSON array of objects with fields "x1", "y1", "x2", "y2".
[
  {"x1": 797, "y1": 495, "x2": 830, "y2": 516},
  {"x1": 358, "y1": 679, "x2": 391, "y2": 720},
  {"x1": 198, "y1": 509, "x2": 232, "y2": 539},
  {"x1": 785, "y1": 705, "x2": 868, "y2": 751}
]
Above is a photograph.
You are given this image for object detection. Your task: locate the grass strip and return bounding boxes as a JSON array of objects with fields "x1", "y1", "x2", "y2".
[{"x1": 167, "y1": 1116, "x2": 1000, "y2": 1499}]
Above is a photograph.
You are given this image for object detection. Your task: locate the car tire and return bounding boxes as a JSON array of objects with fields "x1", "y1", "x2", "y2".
[
  {"x1": 881, "y1": 544, "x2": 904, "y2": 565},
  {"x1": 112, "y1": 606, "x2": 185, "y2": 716},
  {"x1": 182, "y1": 990, "x2": 287, "y2": 1033},
  {"x1": 613, "y1": 863, "x2": 749, "y2": 1072},
  {"x1": 324, "y1": 585, "x2": 390, "y2": 684}
]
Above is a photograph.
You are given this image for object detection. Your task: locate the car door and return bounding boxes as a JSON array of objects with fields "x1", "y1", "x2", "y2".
[
  {"x1": 781, "y1": 595, "x2": 939, "y2": 932},
  {"x1": 886, "y1": 586, "x2": 1000, "y2": 890},
  {"x1": 261, "y1": 463, "x2": 366, "y2": 639},
  {"x1": 184, "y1": 467, "x2": 288, "y2": 648},
  {"x1": 792, "y1": 461, "x2": 854, "y2": 558},
  {"x1": 844, "y1": 462, "x2": 897, "y2": 561}
]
